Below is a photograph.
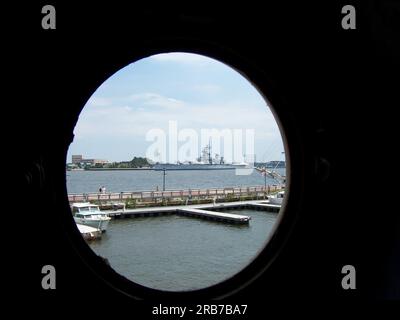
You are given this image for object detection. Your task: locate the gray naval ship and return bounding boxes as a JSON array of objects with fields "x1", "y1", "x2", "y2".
[{"x1": 153, "y1": 144, "x2": 249, "y2": 171}]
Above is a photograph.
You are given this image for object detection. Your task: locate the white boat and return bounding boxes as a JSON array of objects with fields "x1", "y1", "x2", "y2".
[
  {"x1": 268, "y1": 191, "x2": 285, "y2": 205},
  {"x1": 71, "y1": 202, "x2": 111, "y2": 232},
  {"x1": 76, "y1": 223, "x2": 102, "y2": 240}
]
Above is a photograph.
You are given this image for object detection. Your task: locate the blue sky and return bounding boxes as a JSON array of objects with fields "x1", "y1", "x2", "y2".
[{"x1": 67, "y1": 52, "x2": 284, "y2": 163}]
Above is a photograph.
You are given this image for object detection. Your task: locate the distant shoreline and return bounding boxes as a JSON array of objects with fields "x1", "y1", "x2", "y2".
[
  {"x1": 68, "y1": 165, "x2": 285, "y2": 171},
  {"x1": 69, "y1": 168, "x2": 155, "y2": 171}
]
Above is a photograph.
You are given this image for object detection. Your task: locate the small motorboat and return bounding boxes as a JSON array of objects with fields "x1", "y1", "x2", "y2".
[
  {"x1": 268, "y1": 191, "x2": 285, "y2": 205},
  {"x1": 71, "y1": 202, "x2": 111, "y2": 232}
]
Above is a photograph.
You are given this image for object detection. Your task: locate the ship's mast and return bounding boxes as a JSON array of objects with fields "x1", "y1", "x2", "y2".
[{"x1": 208, "y1": 139, "x2": 212, "y2": 164}]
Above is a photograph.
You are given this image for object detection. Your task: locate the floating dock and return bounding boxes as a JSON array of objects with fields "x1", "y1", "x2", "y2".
[
  {"x1": 101, "y1": 200, "x2": 280, "y2": 225},
  {"x1": 76, "y1": 224, "x2": 102, "y2": 241},
  {"x1": 177, "y1": 208, "x2": 251, "y2": 224},
  {"x1": 245, "y1": 202, "x2": 281, "y2": 213}
]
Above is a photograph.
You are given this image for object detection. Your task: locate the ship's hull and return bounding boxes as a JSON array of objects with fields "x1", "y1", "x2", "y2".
[
  {"x1": 153, "y1": 164, "x2": 247, "y2": 171},
  {"x1": 74, "y1": 217, "x2": 110, "y2": 232}
]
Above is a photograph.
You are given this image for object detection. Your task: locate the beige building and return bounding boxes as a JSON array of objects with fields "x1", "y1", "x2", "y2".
[
  {"x1": 72, "y1": 155, "x2": 108, "y2": 165},
  {"x1": 72, "y1": 155, "x2": 83, "y2": 164}
]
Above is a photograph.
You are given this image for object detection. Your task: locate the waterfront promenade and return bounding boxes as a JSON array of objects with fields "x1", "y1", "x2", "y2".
[{"x1": 68, "y1": 185, "x2": 284, "y2": 206}]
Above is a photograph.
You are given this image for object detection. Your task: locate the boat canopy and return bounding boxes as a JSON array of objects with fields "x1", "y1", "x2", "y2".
[
  {"x1": 72, "y1": 202, "x2": 99, "y2": 208},
  {"x1": 71, "y1": 202, "x2": 103, "y2": 214}
]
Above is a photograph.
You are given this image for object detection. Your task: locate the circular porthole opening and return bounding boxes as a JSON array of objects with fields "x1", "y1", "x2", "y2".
[{"x1": 66, "y1": 52, "x2": 290, "y2": 296}]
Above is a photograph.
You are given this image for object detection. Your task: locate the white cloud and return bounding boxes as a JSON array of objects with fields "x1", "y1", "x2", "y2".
[
  {"x1": 129, "y1": 93, "x2": 185, "y2": 109},
  {"x1": 192, "y1": 84, "x2": 221, "y2": 95},
  {"x1": 75, "y1": 97, "x2": 279, "y2": 144},
  {"x1": 72, "y1": 99, "x2": 284, "y2": 162},
  {"x1": 86, "y1": 96, "x2": 112, "y2": 107}
]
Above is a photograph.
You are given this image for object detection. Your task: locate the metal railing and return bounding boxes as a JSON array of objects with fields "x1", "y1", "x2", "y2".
[{"x1": 68, "y1": 185, "x2": 283, "y2": 203}]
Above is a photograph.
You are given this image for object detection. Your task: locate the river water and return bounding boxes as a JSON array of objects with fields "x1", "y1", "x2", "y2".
[
  {"x1": 66, "y1": 169, "x2": 284, "y2": 291},
  {"x1": 66, "y1": 168, "x2": 285, "y2": 193}
]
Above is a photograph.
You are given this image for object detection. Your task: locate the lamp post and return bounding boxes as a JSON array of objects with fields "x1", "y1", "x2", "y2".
[
  {"x1": 264, "y1": 169, "x2": 267, "y2": 190},
  {"x1": 162, "y1": 168, "x2": 166, "y2": 191},
  {"x1": 264, "y1": 169, "x2": 267, "y2": 199}
]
